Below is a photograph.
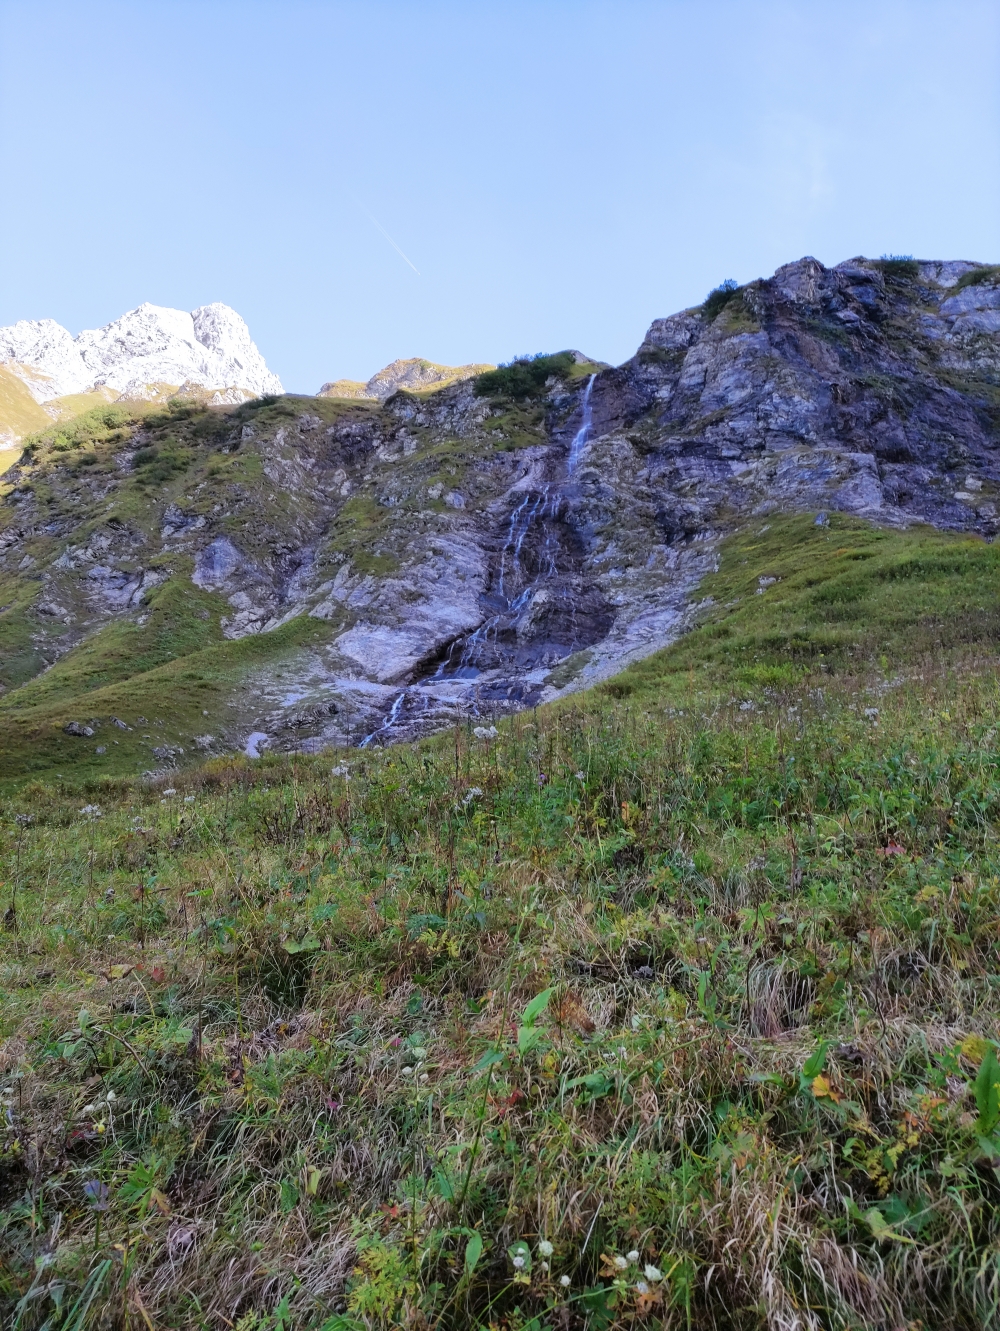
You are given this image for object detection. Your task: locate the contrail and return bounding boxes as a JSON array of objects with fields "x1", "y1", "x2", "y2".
[{"x1": 366, "y1": 212, "x2": 421, "y2": 276}]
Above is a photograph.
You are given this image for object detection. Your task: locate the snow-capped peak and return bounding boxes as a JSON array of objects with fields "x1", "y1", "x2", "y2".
[{"x1": 0, "y1": 301, "x2": 282, "y2": 403}]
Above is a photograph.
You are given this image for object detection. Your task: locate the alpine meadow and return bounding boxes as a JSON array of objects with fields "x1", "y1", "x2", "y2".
[{"x1": 3, "y1": 255, "x2": 1000, "y2": 1331}]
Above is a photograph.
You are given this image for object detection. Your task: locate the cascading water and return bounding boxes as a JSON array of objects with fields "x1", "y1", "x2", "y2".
[
  {"x1": 359, "y1": 690, "x2": 406, "y2": 747},
  {"x1": 357, "y1": 374, "x2": 606, "y2": 746},
  {"x1": 567, "y1": 373, "x2": 596, "y2": 472}
]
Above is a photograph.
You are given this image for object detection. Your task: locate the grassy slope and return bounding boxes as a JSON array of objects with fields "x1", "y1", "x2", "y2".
[
  {"x1": 0, "y1": 386, "x2": 564, "y2": 788},
  {"x1": 2, "y1": 513, "x2": 1000, "y2": 1329},
  {"x1": 0, "y1": 396, "x2": 373, "y2": 783}
]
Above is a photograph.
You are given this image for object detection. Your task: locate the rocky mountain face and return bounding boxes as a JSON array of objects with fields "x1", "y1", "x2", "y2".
[
  {"x1": 318, "y1": 357, "x2": 494, "y2": 401},
  {"x1": 1, "y1": 254, "x2": 998, "y2": 777},
  {"x1": 0, "y1": 302, "x2": 282, "y2": 425}
]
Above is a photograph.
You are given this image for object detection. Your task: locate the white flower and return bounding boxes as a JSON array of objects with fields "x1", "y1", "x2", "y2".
[
  {"x1": 636, "y1": 1280, "x2": 650, "y2": 1295},
  {"x1": 864, "y1": 708, "x2": 879, "y2": 720},
  {"x1": 473, "y1": 725, "x2": 498, "y2": 739},
  {"x1": 331, "y1": 764, "x2": 350, "y2": 778},
  {"x1": 512, "y1": 1255, "x2": 525, "y2": 1269},
  {"x1": 559, "y1": 1275, "x2": 571, "y2": 1288},
  {"x1": 105, "y1": 1091, "x2": 116, "y2": 1103},
  {"x1": 401, "y1": 1066, "x2": 414, "y2": 1076},
  {"x1": 538, "y1": 1240, "x2": 554, "y2": 1258},
  {"x1": 644, "y1": 1264, "x2": 662, "y2": 1282},
  {"x1": 184, "y1": 795, "x2": 195, "y2": 803},
  {"x1": 419, "y1": 1073, "x2": 429, "y2": 1084},
  {"x1": 627, "y1": 1250, "x2": 639, "y2": 1262},
  {"x1": 540, "y1": 1261, "x2": 549, "y2": 1271},
  {"x1": 82, "y1": 1104, "x2": 95, "y2": 1115},
  {"x1": 462, "y1": 786, "x2": 483, "y2": 805},
  {"x1": 614, "y1": 1255, "x2": 628, "y2": 1270},
  {"x1": 162, "y1": 788, "x2": 177, "y2": 796},
  {"x1": 574, "y1": 771, "x2": 586, "y2": 780},
  {"x1": 79, "y1": 805, "x2": 103, "y2": 818}
]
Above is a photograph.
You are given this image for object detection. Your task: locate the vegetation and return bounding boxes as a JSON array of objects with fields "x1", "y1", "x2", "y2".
[
  {"x1": 701, "y1": 280, "x2": 739, "y2": 322},
  {"x1": 951, "y1": 265, "x2": 1000, "y2": 296},
  {"x1": 475, "y1": 355, "x2": 576, "y2": 401},
  {"x1": 876, "y1": 256, "x2": 919, "y2": 282},
  {"x1": 2, "y1": 513, "x2": 1000, "y2": 1329}
]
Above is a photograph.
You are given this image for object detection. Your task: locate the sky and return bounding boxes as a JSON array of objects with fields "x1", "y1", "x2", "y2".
[{"x1": 1, "y1": 1, "x2": 998, "y2": 394}]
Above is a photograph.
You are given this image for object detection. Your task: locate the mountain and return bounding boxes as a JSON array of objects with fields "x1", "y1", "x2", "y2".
[
  {"x1": 1, "y1": 254, "x2": 999, "y2": 783},
  {"x1": 0, "y1": 301, "x2": 282, "y2": 448},
  {"x1": 318, "y1": 356, "x2": 494, "y2": 400}
]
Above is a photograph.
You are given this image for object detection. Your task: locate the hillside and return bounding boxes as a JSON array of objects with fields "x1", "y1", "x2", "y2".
[
  {"x1": 0, "y1": 303, "x2": 283, "y2": 454},
  {"x1": 1, "y1": 255, "x2": 999, "y2": 787},
  {"x1": 2, "y1": 511, "x2": 1000, "y2": 1329},
  {"x1": 318, "y1": 357, "x2": 495, "y2": 401}
]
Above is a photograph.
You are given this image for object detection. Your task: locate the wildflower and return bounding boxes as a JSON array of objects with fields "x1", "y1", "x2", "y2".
[
  {"x1": 636, "y1": 1280, "x2": 650, "y2": 1295},
  {"x1": 419, "y1": 1073, "x2": 429, "y2": 1084},
  {"x1": 162, "y1": 788, "x2": 177, "y2": 796},
  {"x1": 574, "y1": 771, "x2": 586, "y2": 780},
  {"x1": 540, "y1": 1261, "x2": 549, "y2": 1271},
  {"x1": 184, "y1": 795, "x2": 195, "y2": 803},
  {"x1": 627, "y1": 1250, "x2": 640, "y2": 1262},
  {"x1": 614, "y1": 1255, "x2": 628, "y2": 1270},
  {"x1": 538, "y1": 1240, "x2": 554, "y2": 1258},
  {"x1": 864, "y1": 707, "x2": 879, "y2": 720},
  {"x1": 462, "y1": 787, "x2": 483, "y2": 805},
  {"x1": 79, "y1": 805, "x2": 103, "y2": 819},
  {"x1": 473, "y1": 725, "x2": 498, "y2": 739},
  {"x1": 644, "y1": 1264, "x2": 662, "y2": 1282},
  {"x1": 512, "y1": 1255, "x2": 525, "y2": 1269},
  {"x1": 82, "y1": 1104, "x2": 96, "y2": 1115},
  {"x1": 105, "y1": 1091, "x2": 116, "y2": 1103},
  {"x1": 537, "y1": 772, "x2": 548, "y2": 786},
  {"x1": 331, "y1": 764, "x2": 350, "y2": 778},
  {"x1": 559, "y1": 1275, "x2": 571, "y2": 1288}
]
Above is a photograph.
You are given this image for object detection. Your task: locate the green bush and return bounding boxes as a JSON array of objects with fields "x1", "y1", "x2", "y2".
[
  {"x1": 702, "y1": 279, "x2": 739, "y2": 321},
  {"x1": 877, "y1": 255, "x2": 919, "y2": 281},
  {"x1": 474, "y1": 352, "x2": 575, "y2": 399}
]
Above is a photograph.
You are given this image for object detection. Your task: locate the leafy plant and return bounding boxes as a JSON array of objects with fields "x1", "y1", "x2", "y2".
[
  {"x1": 702, "y1": 279, "x2": 739, "y2": 320},
  {"x1": 474, "y1": 352, "x2": 574, "y2": 399}
]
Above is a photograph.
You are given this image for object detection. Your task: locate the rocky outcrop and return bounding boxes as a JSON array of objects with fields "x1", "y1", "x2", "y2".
[
  {"x1": 2, "y1": 255, "x2": 999, "y2": 765},
  {"x1": 0, "y1": 302, "x2": 282, "y2": 403}
]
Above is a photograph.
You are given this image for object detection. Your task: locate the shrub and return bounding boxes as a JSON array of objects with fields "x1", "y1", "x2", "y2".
[
  {"x1": 474, "y1": 352, "x2": 575, "y2": 400},
  {"x1": 702, "y1": 279, "x2": 739, "y2": 321},
  {"x1": 878, "y1": 255, "x2": 919, "y2": 281}
]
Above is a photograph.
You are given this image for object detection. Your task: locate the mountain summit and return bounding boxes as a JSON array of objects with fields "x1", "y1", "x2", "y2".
[{"x1": 0, "y1": 301, "x2": 282, "y2": 408}]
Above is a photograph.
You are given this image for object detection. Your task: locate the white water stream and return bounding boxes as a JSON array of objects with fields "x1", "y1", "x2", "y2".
[{"x1": 357, "y1": 374, "x2": 599, "y2": 746}]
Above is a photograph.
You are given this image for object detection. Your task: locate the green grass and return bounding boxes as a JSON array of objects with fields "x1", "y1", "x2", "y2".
[
  {"x1": 2, "y1": 514, "x2": 1000, "y2": 1329},
  {"x1": 0, "y1": 606, "x2": 339, "y2": 787}
]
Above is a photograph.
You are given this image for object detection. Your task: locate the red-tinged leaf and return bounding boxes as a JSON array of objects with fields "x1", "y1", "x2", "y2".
[{"x1": 149, "y1": 966, "x2": 166, "y2": 983}]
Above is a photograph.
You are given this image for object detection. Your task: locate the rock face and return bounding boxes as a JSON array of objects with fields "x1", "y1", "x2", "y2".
[
  {"x1": 2, "y1": 254, "x2": 1000, "y2": 767},
  {"x1": 318, "y1": 357, "x2": 493, "y2": 401},
  {"x1": 0, "y1": 302, "x2": 282, "y2": 402}
]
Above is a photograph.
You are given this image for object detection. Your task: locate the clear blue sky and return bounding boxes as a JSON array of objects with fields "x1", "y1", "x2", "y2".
[{"x1": 1, "y1": 1, "x2": 998, "y2": 393}]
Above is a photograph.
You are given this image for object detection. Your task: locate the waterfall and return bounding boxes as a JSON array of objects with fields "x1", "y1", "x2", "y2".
[
  {"x1": 567, "y1": 374, "x2": 596, "y2": 472},
  {"x1": 357, "y1": 374, "x2": 600, "y2": 742},
  {"x1": 359, "y1": 690, "x2": 406, "y2": 748}
]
